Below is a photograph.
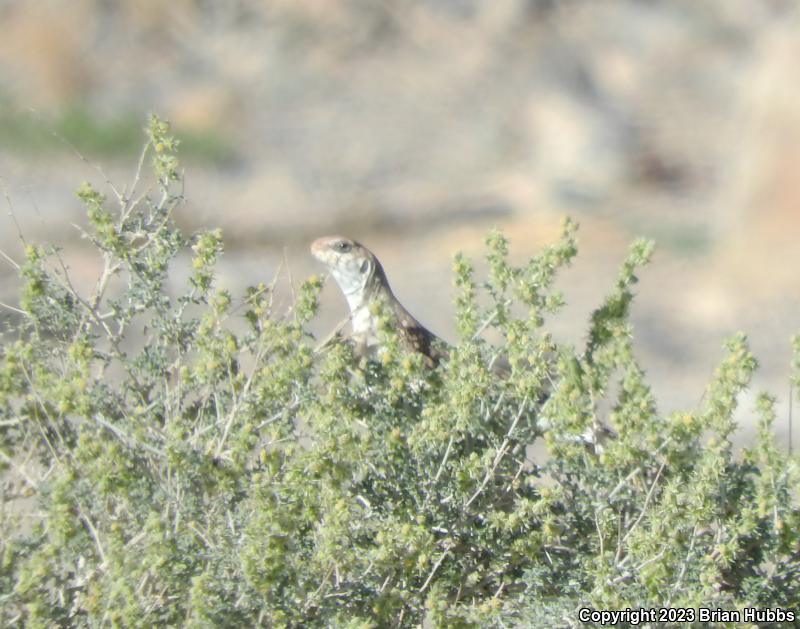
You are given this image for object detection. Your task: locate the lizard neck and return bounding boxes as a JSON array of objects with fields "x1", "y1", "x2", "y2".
[{"x1": 336, "y1": 263, "x2": 393, "y2": 334}]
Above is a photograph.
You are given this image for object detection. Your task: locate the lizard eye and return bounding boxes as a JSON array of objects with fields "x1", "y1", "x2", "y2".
[{"x1": 334, "y1": 240, "x2": 352, "y2": 253}]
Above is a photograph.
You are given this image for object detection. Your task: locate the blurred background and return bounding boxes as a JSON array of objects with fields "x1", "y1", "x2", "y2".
[{"x1": 1, "y1": 0, "x2": 798, "y2": 443}]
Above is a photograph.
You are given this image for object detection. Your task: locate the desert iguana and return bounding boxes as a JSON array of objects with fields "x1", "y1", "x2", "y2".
[{"x1": 311, "y1": 235, "x2": 448, "y2": 368}]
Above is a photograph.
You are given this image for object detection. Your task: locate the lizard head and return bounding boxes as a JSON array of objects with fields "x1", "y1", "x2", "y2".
[{"x1": 310, "y1": 235, "x2": 389, "y2": 309}]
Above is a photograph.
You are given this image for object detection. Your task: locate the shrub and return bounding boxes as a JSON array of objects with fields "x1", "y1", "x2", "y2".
[{"x1": 1, "y1": 117, "x2": 799, "y2": 627}]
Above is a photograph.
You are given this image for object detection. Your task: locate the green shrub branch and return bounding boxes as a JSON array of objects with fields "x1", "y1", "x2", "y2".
[{"x1": 1, "y1": 117, "x2": 799, "y2": 627}]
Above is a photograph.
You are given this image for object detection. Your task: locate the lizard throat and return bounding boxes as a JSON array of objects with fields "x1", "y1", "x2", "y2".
[
  {"x1": 329, "y1": 268, "x2": 371, "y2": 310},
  {"x1": 329, "y1": 263, "x2": 389, "y2": 317}
]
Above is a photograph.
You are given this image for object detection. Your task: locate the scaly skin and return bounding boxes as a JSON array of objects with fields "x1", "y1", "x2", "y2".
[{"x1": 311, "y1": 235, "x2": 448, "y2": 367}]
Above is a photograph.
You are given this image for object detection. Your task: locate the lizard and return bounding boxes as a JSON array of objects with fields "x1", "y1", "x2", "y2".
[
  {"x1": 310, "y1": 234, "x2": 616, "y2": 450},
  {"x1": 310, "y1": 235, "x2": 448, "y2": 368}
]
